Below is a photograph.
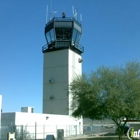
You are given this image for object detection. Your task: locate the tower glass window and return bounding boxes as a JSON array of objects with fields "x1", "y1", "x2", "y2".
[
  {"x1": 46, "y1": 32, "x2": 51, "y2": 44},
  {"x1": 75, "y1": 31, "x2": 81, "y2": 44},
  {"x1": 56, "y1": 29, "x2": 72, "y2": 40},
  {"x1": 72, "y1": 29, "x2": 81, "y2": 44},
  {"x1": 50, "y1": 28, "x2": 55, "y2": 42},
  {"x1": 46, "y1": 29, "x2": 55, "y2": 44},
  {"x1": 72, "y1": 29, "x2": 77, "y2": 42}
]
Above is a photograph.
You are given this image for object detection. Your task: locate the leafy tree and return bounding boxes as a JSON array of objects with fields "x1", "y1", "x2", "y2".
[{"x1": 70, "y1": 61, "x2": 140, "y2": 140}]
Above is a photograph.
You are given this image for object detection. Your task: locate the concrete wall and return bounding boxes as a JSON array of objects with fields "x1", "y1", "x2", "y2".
[
  {"x1": 14, "y1": 112, "x2": 82, "y2": 125},
  {"x1": 43, "y1": 49, "x2": 82, "y2": 115},
  {"x1": 68, "y1": 50, "x2": 82, "y2": 115}
]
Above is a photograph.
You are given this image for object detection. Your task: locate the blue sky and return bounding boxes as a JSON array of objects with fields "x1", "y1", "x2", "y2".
[{"x1": 0, "y1": 0, "x2": 140, "y2": 113}]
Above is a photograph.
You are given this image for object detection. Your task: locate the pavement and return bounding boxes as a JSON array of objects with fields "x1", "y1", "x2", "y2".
[
  {"x1": 64, "y1": 133, "x2": 116, "y2": 140},
  {"x1": 64, "y1": 135, "x2": 128, "y2": 140}
]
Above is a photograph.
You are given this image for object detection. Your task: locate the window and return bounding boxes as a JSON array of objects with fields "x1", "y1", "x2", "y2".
[
  {"x1": 50, "y1": 28, "x2": 55, "y2": 42},
  {"x1": 55, "y1": 29, "x2": 63, "y2": 40},
  {"x1": 45, "y1": 32, "x2": 51, "y2": 44},
  {"x1": 45, "y1": 28, "x2": 56, "y2": 44},
  {"x1": 72, "y1": 29, "x2": 81, "y2": 44},
  {"x1": 55, "y1": 28, "x2": 72, "y2": 40},
  {"x1": 75, "y1": 32, "x2": 81, "y2": 44},
  {"x1": 72, "y1": 29, "x2": 77, "y2": 42}
]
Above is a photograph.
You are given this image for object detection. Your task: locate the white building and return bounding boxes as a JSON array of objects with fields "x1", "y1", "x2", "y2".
[{"x1": 1, "y1": 108, "x2": 82, "y2": 139}]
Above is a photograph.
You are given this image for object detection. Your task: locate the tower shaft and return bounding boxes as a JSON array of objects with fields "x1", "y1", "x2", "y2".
[{"x1": 43, "y1": 49, "x2": 82, "y2": 115}]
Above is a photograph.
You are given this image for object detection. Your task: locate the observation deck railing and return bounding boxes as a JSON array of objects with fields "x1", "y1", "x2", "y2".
[{"x1": 42, "y1": 41, "x2": 84, "y2": 53}]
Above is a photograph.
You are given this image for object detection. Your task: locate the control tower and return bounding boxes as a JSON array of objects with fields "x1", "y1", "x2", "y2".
[{"x1": 42, "y1": 13, "x2": 84, "y2": 115}]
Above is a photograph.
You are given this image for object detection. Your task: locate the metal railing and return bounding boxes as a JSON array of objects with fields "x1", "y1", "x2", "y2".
[{"x1": 42, "y1": 41, "x2": 84, "y2": 53}]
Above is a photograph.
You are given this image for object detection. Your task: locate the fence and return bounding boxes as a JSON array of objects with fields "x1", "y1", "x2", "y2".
[
  {"x1": 0, "y1": 124, "x2": 82, "y2": 140},
  {"x1": 1, "y1": 122, "x2": 140, "y2": 140},
  {"x1": 83, "y1": 124, "x2": 116, "y2": 135},
  {"x1": 1, "y1": 123, "x2": 140, "y2": 140},
  {"x1": 0, "y1": 123, "x2": 119, "y2": 140}
]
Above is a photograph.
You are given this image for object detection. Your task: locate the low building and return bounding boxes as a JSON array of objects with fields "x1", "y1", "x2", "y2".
[{"x1": 1, "y1": 107, "x2": 83, "y2": 140}]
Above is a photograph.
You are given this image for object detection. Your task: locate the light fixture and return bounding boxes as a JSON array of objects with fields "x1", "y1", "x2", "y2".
[
  {"x1": 78, "y1": 58, "x2": 83, "y2": 63},
  {"x1": 46, "y1": 116, "x2": 49, "y2": 120}
]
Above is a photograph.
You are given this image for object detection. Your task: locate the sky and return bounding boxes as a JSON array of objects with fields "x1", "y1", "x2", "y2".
[{"x1": 0, "y1": 0, "x2": 140, "y2": 113}]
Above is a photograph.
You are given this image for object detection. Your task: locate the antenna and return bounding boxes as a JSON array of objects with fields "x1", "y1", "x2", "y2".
[
  {"x1": 73, "y1": 9, "x2": 77, "y2": 20},
  {"x1": 80, "y1": 14, "x2": 82, "y2": 22},
  {"x1": 46, "y1": 5, "x2": 48, "y2": 23},
  {"x1": 75, "y1": 9, "x2": 78, "y2": 19},
  {"x1": 53, "y1": 11, "x2": 58, "y2": 17},
  {"x1": 50, "y1": 10, "x2": 58, "y2": 19},
  {"x1": 50, "y1": 0, "x2": 52, "y2": 20},
  {"x1": 72, "y1": 6, "x2": 74, "y2": 16},
  {"x1": 72, "y1": 6, "x2": 78, "y2": 19},
  {"x1": 73, "y1": 6, "x2": 77, "y2": 18}
]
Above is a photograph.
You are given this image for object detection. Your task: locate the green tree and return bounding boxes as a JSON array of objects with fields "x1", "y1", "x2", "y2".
[{"x1": 70, "y1": 61, "x2": 140, "y2": 140}]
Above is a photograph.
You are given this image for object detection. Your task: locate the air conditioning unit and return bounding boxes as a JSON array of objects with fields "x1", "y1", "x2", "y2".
[
  {"x1": 50, "y1": 95, "x2": 55, "y2": 100},
  {"x1": 78, "y1": 58, "x2": 83, "y2": 63},
  {"x1": 49, "y1": 79, "x2": 54, "y2": 84}
]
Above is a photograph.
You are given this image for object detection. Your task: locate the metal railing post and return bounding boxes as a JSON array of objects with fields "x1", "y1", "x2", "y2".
[{"x1": 35, "y1": 122, "x2": 37, "y2": 140}]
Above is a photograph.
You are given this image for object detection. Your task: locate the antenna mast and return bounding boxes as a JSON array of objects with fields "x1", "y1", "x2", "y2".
[
  {"x1": 80, "y1": 14, "x2": 82, "y2": 23},
  {"x1": 50, "y1": 0, "x2": 53, "y2": 20},
  {"x1": 72, "y1": 6, "x2": 74, "y2": 17},
  {"x1": 46, "y1": 5, "x2": 48, "y2": 23}
]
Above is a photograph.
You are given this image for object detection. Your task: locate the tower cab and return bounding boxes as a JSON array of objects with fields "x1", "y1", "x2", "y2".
[{"x1": 42, "y1": 13, "x2": 84, "y2": 54}]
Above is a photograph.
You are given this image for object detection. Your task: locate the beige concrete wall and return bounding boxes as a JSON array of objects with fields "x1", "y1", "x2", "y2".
[
  {"x1": 43, "y1": 49, "x2": 82, "y2": 115},
  {"x1": 68, "y1": 50, "x2": 82, "y2": 115}
]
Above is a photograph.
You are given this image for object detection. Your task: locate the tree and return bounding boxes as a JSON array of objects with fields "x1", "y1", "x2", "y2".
[{"x1": 69, "y1": 61, "x2": 140, "y2": 140}]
